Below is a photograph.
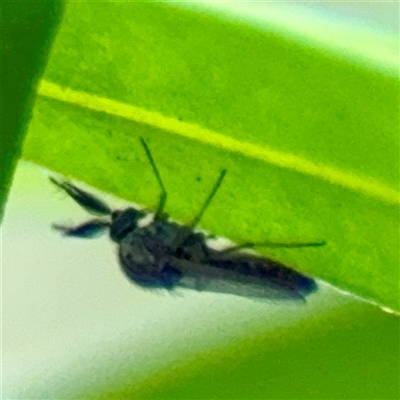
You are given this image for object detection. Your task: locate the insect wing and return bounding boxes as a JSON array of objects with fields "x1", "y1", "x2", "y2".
[
  {"x1": 208, "y1": 253, "x2": 317, "y2": 299},
  {"x1": 172, "y1": 253, "x2": 315, "y2": 301}
]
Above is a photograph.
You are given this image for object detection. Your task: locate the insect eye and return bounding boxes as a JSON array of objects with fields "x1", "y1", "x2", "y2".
[{"x1": 110, "y1": 208, "x2": 144, "y2": 242}]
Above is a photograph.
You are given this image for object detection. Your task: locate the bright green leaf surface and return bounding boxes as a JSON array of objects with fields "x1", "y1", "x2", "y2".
[{"x1": 23, "y1": 2, "x2": 398, "y2": 314}]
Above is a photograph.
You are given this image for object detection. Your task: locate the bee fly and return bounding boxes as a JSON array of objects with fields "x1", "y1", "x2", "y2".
[{"x1": 51, "y1": 138, "x2": 325, "y2": 301}]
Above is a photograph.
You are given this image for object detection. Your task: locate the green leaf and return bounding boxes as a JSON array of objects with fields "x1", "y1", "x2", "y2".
[
  {"x1": 22, "y1": 1, "x2": 399, "y2": 314},
  {"x1": 0, "y1": 1, "x2": 65, "y2": 221}
]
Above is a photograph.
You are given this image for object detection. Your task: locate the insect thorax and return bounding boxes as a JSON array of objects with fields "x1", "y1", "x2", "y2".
[{"x1": 118, "y1": 225, "x2": 182, "y2": 289}]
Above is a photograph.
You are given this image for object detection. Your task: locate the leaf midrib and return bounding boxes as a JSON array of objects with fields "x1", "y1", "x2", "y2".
[{"x1": 37, "y1": 79, "x2": 399, "y2": 206}]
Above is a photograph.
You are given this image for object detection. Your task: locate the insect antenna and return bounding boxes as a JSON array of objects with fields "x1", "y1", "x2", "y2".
[
  {"x1": 189, "y1": 169, "x2": 227, "y2": 228},
  {"x1": 50, "y1": 177, "x2": 112, "y2": 216},
  {"x1": 139, "y1": 137, "x2": 167, "y2": 219},
  {"x1": 53, "y1": 219, "x2": 110, "y2": 238}
]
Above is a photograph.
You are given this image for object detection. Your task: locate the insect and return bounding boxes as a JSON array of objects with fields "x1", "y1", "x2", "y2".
[{"x1": 51, "y1": 138, "x2": 325, "y2": 301}]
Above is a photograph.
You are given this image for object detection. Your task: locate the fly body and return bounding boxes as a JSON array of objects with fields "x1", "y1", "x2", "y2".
[{"x1": 51, "y1": 138, "x2": 325, "y2": 301}]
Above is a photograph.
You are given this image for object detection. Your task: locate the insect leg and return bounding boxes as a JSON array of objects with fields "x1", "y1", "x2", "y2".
[
  {"x1": 189, "y1": 169, "x2": 227, "y2": 229},
  {"x1": 52, "y1": 219, "x2": 110, "y2": 238},
  {"x1": 50, "y1": 177, "x2": 112, "y2": 216},
  {"x1": 139, "y1": 137, "x2": 167, "y2": 219},
  {"x1": 166, "y1": 170, "x2": 227, "y2": 261},
  {"x1": 217, "y1": 240, "x2": 326, "y2": 255}
]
